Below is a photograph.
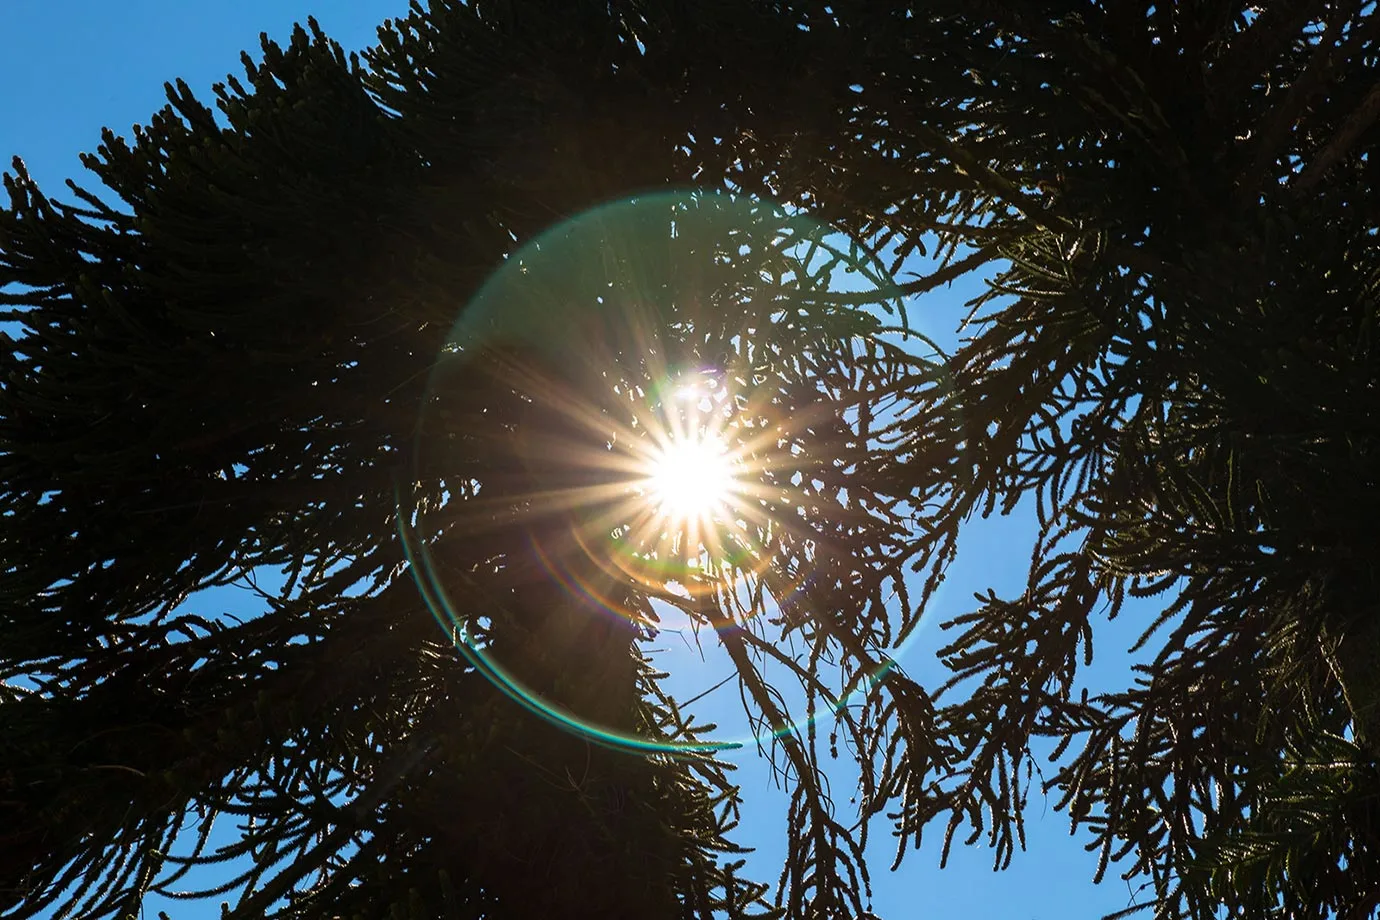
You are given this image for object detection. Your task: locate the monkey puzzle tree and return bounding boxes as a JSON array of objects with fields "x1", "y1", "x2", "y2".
[
  {"x1": 5, "y1": 2, "x2": 1380, "y2": 920},
  {"x1": 0, "y1": 3, "x2": 938, "y2": 919},
  {"x1": 769, "y1": 2, "x2": 1380, "y2": 918}
]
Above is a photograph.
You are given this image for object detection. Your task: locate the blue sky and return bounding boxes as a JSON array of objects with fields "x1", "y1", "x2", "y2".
[{"x1": 2, "y1": 3, "x2": 1151, "y2": 918}]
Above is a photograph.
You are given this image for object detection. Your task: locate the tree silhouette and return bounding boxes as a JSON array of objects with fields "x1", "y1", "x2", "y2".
[
  {"x1": 4, "y1": 2, "x2": 1379, "y2": 920},
  {"x1": 772, "y1": 3, "x2": 1380, "y2": 917},
  {"x1": 1, "y1": 3, "x2": 931, "y2": 918}
]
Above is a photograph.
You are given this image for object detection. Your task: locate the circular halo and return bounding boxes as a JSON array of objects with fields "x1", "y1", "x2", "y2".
[{"x1": 396, "y1": 189, "x2": 960, "y2": 755}]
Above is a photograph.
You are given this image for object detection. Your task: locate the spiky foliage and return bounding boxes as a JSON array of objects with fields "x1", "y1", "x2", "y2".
[
  {"x1": 751, "y1": 2, "x2": 1380, "y2": 918},
  {"x1": 0, "y1": 3, "x2": 933, "y2": 919},
  {"x1": 5, "y1": 2, "x2": 1380, "y2": 920}
]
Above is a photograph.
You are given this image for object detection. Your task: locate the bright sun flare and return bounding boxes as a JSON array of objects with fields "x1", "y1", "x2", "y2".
[{"x1": 648, "y1": 434, "x2": 734, "y2": 522}]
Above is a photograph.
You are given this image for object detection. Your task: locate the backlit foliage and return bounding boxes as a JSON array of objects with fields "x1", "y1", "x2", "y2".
[{"x1": 3, "y1": 3, "x2": 1377, "y2": 919}]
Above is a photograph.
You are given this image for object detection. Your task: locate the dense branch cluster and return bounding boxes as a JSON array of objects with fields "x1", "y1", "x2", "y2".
[{"x1": 2, "y1": 2, "x2": 1377, "y2": 919}]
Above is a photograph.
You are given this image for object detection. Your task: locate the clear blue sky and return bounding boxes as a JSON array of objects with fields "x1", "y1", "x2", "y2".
[{"x1": 2, "y1": 3, "x2": 1151, "y2": 917}]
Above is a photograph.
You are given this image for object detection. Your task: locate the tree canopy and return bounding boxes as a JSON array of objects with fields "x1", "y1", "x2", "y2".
[{"x1": 3, "y1": 2, "x2": 1378, "y2": 919}]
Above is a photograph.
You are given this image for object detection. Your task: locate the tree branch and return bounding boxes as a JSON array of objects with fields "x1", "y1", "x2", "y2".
[
  {"x1": 1293, "y1": 81, "x2": 1380, "y2": 191},
  {"x1": 1209, "y1": 0, "x2": 1327, "y2": 114},
  {"x1": 1236, "y1": 0, "x2": 1365, "y2": 200}
]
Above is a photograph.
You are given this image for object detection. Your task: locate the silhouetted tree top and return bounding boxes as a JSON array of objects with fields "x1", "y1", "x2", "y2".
[{"x1": 3, "y1": 2, "x2": 1378, "y2": 919}]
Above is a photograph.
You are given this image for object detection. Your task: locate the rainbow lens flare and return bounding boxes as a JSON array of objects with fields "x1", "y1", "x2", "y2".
[{"x1": 395, "y1": 190, "x2": 958, "y2": 755}]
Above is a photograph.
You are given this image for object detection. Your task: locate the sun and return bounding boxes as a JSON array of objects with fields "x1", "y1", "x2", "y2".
[{"x1": 647, "y1": 432, "x2": 735, "y2": 524}]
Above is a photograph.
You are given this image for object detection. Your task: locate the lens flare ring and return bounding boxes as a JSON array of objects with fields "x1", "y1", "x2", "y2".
[{"x1": 398, "y1": 189, "x2": 959, "y2": 755}]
